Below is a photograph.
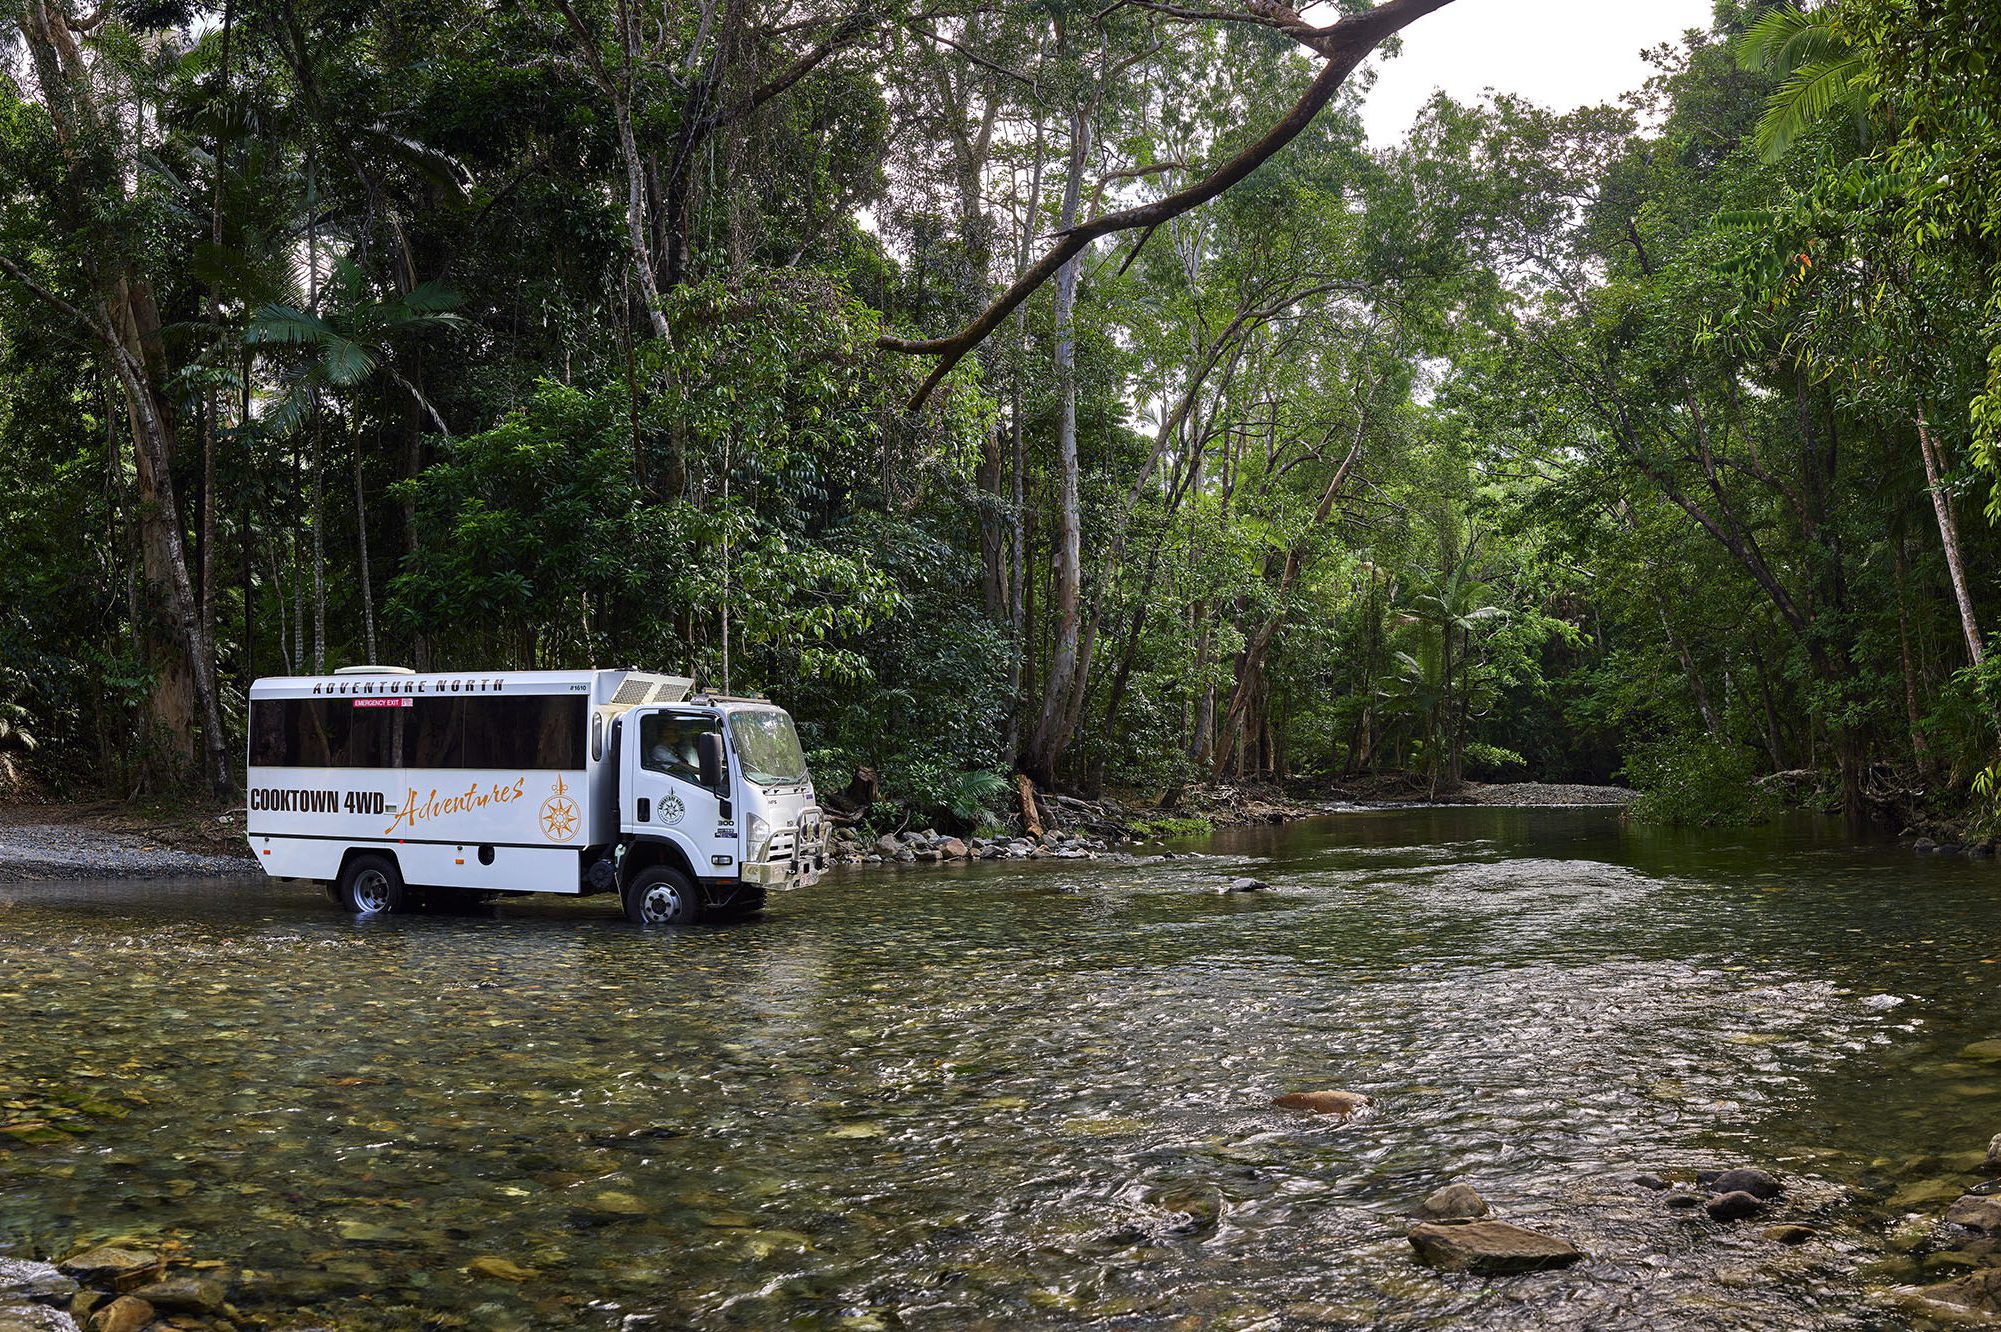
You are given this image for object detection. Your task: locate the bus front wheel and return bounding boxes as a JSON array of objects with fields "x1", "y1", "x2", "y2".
[
  {"x1": 336, "y1": 853, "x2": 408, "y2": 916},
  {"x1": 623, "y1": 867, "x2": 702, "y2": 926}
]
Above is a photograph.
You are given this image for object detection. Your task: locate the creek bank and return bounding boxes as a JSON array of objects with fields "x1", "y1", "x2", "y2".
[
  {"x1": 0, "y1": 805, "x2": 252, "y2": 884},
  {"x1": 825, "y1": 777, "x2": 1636, "y2": 869}
]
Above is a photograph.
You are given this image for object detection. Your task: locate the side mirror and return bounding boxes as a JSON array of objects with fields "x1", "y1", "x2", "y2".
[{"x1": 697, "y1": 731, "x2": 725, "y2": 791}]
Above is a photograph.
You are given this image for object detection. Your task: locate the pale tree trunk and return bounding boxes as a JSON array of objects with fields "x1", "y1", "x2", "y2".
[
  {"x1": 311, "y1": 420, "x2": 326, "y2": 674},
  {"x1": 356, "y1": 453, "x2": 378, "y2": 662},
  {"x1": 1003, "y1": 120, "x2": 1044, "y2": 760},
  {"x1": 1916, "y1": 415, "x2": 1983, "y2": 667},
  {"x1": 1022, "y1": 98, "x2": 1091, "y2": 785},
  {"x1": 550, "y1": 0, "x2": 670, "y2": 336}
]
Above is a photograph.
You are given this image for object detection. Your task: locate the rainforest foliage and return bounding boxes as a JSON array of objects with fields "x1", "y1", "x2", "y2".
[{"x1": 3, "y1": 0, "x2": 2000, "y2": 826}]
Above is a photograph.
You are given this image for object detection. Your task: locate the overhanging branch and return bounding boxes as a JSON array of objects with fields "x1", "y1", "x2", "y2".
[{"x1": 878, "y1": 0, "x2": 1459, "y2": 407}]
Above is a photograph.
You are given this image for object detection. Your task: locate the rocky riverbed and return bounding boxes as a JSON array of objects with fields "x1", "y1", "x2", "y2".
[{"x1": 3, "y1": 806, "x2": 1998, "y2": 1331}]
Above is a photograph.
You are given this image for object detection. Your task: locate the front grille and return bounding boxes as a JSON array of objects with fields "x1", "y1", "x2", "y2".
[
  {"x1": 767, "y1": 828, "x2": 796, "y2": 863},
  {"x1": 761, "y1": 811, "x2": 824, "y2": 867}
]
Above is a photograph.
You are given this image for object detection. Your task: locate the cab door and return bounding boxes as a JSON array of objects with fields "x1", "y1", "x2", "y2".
[{"x1": 622, "y1": 708, "x2": 736, "y2": 868}]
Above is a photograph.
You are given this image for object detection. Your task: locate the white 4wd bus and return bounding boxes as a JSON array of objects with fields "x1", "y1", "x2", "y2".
[{"x1": 245, "y1": 666, "x2": 827, "y2": 924}]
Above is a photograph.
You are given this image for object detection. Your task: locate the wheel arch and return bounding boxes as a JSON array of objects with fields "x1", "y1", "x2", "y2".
[
  {"x1": 337, "y1": 845, "x2": 403, "y2": 884},
  {"x1": 619, "y1": 835, "x2": 701, "y2": 890}
]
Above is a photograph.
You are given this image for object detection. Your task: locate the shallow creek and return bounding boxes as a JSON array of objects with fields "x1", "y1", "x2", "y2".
[{"x1": 3, "y1": 807, "x2": 1999, "y2": 1329}]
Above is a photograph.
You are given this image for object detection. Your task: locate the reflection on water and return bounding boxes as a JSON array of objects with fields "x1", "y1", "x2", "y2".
[{"x1": 2, "y1": 808, "x2": 1997, "y2": 1329}]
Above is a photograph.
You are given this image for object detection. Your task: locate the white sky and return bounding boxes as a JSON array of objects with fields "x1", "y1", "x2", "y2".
[{"x1": 1356, "y1": 0, "x2": 1717, "y2": 145}]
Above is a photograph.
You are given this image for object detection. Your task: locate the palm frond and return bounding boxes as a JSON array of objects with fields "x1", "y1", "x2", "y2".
[
  {"x1": 244, "y1": 303, "x2": 336, "y2": 346},
  {"x1": 1754, "y1": 53, "x2": 1869, "y2": 161},
  {"x1": 353, "y1": 125, "x2": 473, "y2": 200},
  {"x1": 1737, "y1": 5, "x2": 1845, "y2": 74},
  {"x1": 322, "y1": 336, "x2": 378, "y2": 386}
]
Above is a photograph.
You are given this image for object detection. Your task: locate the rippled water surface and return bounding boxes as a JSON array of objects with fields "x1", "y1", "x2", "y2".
[{"x1": 5, "y1": 808, "x2": 2001, "y2": 1330}]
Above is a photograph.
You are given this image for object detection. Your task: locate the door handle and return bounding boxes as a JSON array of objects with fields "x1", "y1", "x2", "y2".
[{"x1": 637, "y1": 798, "x2": 651, "y2": 822}]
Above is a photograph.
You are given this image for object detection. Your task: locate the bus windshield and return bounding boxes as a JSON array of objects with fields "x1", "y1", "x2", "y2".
[{"x1": 728, "y1": 708, "x2": 810, "y2": 786}]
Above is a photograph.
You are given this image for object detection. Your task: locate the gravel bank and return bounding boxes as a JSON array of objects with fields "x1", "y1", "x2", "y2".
[{"x1": 0, "y1": 818, "x2": 256, "y2": 883}]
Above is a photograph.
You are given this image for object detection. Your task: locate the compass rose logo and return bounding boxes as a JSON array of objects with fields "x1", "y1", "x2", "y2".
[{"x1": 539, "y1": 774, "x2": 580, "y2": 842}]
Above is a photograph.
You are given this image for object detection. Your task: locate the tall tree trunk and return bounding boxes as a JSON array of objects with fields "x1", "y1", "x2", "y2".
[
  {"x1": 1022, "y1": 100, "x2": 1091, "y2": 786},
  {"x1": 1003, "y1": 123, "x2": 1043, "y2": 762},
  {"x1": 978, "y1": 420, "x2": 1008, "y2": 621},
  {"x1": 1916, "y1": 415, "x2": 1984, "y2": 667},
  {"x1": 356, "y1": 452, "x2": 377, "y2": 662},
  {"x1": 311, "y1": 417, "x2": 326, "y2": 674},
  {"x1": 551, "y1": 0, "x2": 671, "y2": 334},
  {"x1": 11, "y1": 0, "x2": 230, "y2": 788}
]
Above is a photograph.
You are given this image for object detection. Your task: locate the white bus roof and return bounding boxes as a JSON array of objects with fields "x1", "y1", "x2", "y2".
[{"x1": 248, "y1": 669, "x2": 692, "y2": 703}]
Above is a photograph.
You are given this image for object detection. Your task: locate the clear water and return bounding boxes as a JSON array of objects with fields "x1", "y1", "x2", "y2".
[{"x1": 2, "y1": 808, "x2": 1996, "y2": 1330}]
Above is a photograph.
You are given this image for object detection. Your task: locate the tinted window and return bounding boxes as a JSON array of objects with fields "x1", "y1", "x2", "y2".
[
  {"x1": 248, "y1": 696, "x2": 585, "y2": 769},
  {"x1": 639, "y1": 713, "x2": 722, "y2": 788}
]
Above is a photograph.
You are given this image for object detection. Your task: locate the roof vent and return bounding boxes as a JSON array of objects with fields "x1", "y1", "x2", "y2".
[{"x1": 334, "y1": 665, "x2": 416, "y2": 675}]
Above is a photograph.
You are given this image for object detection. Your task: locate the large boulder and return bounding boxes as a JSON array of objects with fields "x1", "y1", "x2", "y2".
[
  {"x1": 53, "y1": 1252, "x2": 155, "y2": 1292},
  {"x1": 1707, "y1": 1167, "x2": 1782, "y2": 1200},
  {"x1": 1220, "y1": 877, "x2": 1271, "y2": 894},
  {"x1": 123, "y1": 1278, "x2": 223, "y2": 1316},
  {"x1": 1706, "y1": 1191, "x2": 1766, "y2": 1222},
  {"x1": 1408, "y1": 1220, "x2": 1583, "y2": 1274},
  {"x1": 1271, "y1": 1090, "x2": 1372, "y2": 1117},
  {"x1": 1417, "y1": 1184, "x2": 1490, "y2": 1220},
  {"x1": 86, "y1": 1297, "x2": 152, "y2": 1332},
  {"x1": 1947, "y1": 1194, "x2": 2001, "y2": 1232}
]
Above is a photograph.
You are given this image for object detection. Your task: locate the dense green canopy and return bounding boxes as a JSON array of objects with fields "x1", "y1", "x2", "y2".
[{"x1": 2, "y1": 0, "x2": 1998, "y2": 829}]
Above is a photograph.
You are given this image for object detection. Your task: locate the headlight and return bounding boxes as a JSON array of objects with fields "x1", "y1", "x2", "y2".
[{"x1": 746, "y1": 813, "x2": 772, "y2": 862}]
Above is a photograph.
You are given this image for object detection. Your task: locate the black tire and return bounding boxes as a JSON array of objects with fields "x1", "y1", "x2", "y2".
[
  {"x1": 622, "y1": 866, "x2": 703, "y2": 926},
  {"x1": 335, "y1": 853, "x2": 408, "y2": 916}
]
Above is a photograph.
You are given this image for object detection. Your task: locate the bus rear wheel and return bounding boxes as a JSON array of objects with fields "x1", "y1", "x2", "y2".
[
  {"x1": 623, "y1": 867, "x2": 702, "y2": 926},
  {"x1": 336, "y1": 854, "x2": 408, "y2": 916}
]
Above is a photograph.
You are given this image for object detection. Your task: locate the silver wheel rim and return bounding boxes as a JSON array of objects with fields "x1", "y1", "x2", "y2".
[
  {"x1": 352, "y1": 869, "x2": 393, "y2": 913},
  {"x1": 640, "y1": 882, "x2": 685, "y2": 924}
]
